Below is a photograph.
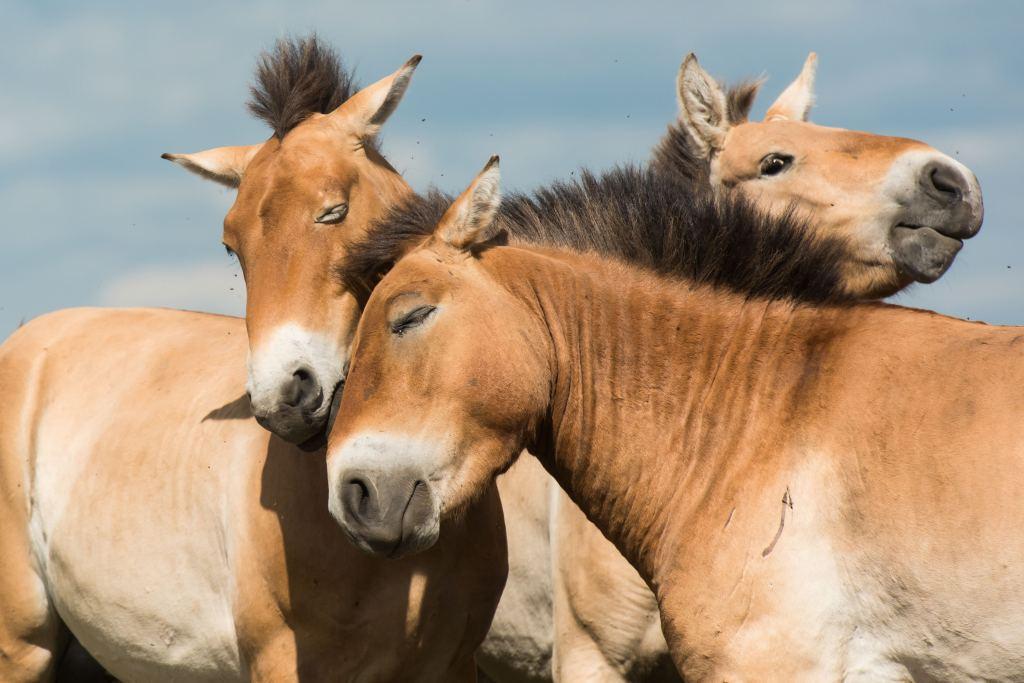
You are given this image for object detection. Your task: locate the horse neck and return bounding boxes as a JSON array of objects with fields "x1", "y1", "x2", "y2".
[{"x1": 510, "y1": 251, "x2": 848, "y2": 584}]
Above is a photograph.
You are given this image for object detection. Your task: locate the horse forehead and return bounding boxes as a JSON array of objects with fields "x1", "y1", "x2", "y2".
[
  {"x1": 727, "y1": 121, "x2": 926, "y2": 158},
  {"x1": 276, "y1": 132, "x2": 358, "y2": 180},
  {"x1": 232, "y1": 148, "x2": 357, "y2": 225},
  {"x1": 380, "y1": 256, "x2": 455, "y2": 298}
]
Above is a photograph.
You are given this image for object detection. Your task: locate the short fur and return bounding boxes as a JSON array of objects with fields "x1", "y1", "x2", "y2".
[
  {"x1": 337, "y1": 165, "x2": 854, "y2": 306},
  {"x1": 248, "y1": 35, "x2": 359, "y2": 139},
  {"x1": 650, "y1": 80, "x2": 763, "y2": 186}
]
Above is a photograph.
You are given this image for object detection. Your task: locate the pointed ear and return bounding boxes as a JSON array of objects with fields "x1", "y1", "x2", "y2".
[
  {"x1": 437, "y1": 156, "x2": 502, "y2": 250},
  {"x1": 765, "y1": 52, "x2": 817, "y2": 122},
  {"x1": 330, "y1": 54, "x2": 422, "y2": 142},
  {"x1": 161, "y1": 144, "x2": 262, "y2": 188},
  {"x1": 676, "y1": 53, "x2": 731, "y2": 158}
]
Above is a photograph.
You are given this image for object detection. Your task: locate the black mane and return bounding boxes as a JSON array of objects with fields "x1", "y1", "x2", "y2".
[
  {"x1": 650, "y1": 80, "x2": 762, "y2": 187},
  {"x1": 337, "y1": 165, "x2": 854, "y2": 306},
  {"x1": 247, "y1": 35, "x2": 359, "y2": 139}
]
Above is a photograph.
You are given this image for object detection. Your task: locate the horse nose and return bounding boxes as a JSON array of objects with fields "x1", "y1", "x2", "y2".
[
  {"x1": 916, "y1": 158, "x2": 983, "y2": 239},
  {"x1": 280, "y1": 366, "x2": 323, "y2": 411},
  {"x1": 340, "y1": 470, "x2": 433, "y2": 556},
  {"x1": 922, "y1": 160, "x2": 968, "y2": 205}
]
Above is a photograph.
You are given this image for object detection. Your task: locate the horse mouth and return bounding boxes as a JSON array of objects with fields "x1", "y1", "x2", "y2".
[
  {"x1": 296, "y1": 380, "x2": 344, "y2": 453},
  {"x1": 891, "y1": 224, "x2": 964, "y2": 284},
  {"x1": 895, "y1": 221, "x2": 966, "y2": 243}
]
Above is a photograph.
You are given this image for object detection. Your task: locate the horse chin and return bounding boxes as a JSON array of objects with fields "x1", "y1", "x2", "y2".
[
  {"x1": 297, "y1": 430, "x2": 328, "y2": 453},
  {"x1": 295, "y1": 382, "x2": 344, "y2": 453},
  {"x1": 891, "y1": 225, "x2": 963, "y2": 284}
]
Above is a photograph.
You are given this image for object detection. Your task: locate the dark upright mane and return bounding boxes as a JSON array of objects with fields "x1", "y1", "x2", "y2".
[
  {"x1": 650, "y1": 80, "x2": 762, "y2": 187},
  {"x1": 337, "y1": 165, "x2": 854, "y2": 306},
  {"x1": 247, "y1": 35, "x2": 359, "y2": 139}
]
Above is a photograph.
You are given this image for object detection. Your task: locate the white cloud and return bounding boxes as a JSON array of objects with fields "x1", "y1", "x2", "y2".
[
  {"x1": 385, "y1": 119, "x2": 660, "y2": 193},
  {"x1": 915, "y1": 123, "x2": 1024, "y2": 172},
  {"x1": 96, "y1": 260, "x2": 245, "y2": 317}
]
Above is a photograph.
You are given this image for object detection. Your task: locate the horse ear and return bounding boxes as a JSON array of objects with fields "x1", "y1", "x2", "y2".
[
  {"x1": 161, "y1": 144, "x2": 262, "y2": 188},
  {"x1": 765, "y1": 52, "x2": 817, "y2": 122},
  {"x1": 437, "y1": 156, "x2": 502, "y2": 250},
  {"x1": 676, "y1": 53, "x2": 731, "y2": 157},
  {"x1": 330, "y1": 54, "x2": 422, "y2": 142}
]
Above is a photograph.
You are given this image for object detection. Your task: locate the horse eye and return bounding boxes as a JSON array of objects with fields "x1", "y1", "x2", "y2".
[
  {"x1": 759, "y1": 153, "x2": 793, "y2": 177},
  {"x1": 315, "y1": 203, "x2": 349, "y2": 225},
  {"x1": 390, "y1": 305, "x2": 436, "y2": 336}
]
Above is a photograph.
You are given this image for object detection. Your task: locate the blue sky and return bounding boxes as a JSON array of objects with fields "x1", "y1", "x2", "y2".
[{"x1": 1, "y1": 1, "x2": 1021, "y2": 338}]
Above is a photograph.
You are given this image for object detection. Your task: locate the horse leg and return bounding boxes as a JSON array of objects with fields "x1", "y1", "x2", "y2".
[
  {"x1": 0, "y1": 368, "x2": 64, "y2": 681},
  {"x1": 0, "y1": 507, "x2": 64, "y2": 682}
]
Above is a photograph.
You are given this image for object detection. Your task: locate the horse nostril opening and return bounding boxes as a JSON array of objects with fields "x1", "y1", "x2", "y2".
[
  {"x1": 281, "y1": 367, "x2": 322, "y2": 410},
  {"x1": 927, "y1": 164, "x2": 965, "y2": 203},
  {"x1": 343, "y1": 478, "x2": 372, "y2": 519}
]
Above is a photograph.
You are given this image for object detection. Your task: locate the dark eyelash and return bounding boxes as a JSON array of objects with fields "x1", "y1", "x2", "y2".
[{"x1": 391, "y1": 305, "x2": 436, "y2": 336}]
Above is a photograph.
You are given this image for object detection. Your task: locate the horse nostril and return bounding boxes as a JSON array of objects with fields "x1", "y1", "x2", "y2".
[
  {"x1": 343, "y1": 477, "x2": 373, "y2": 520},
  {"x1": 281, "y1": 367, "x2": 322, "y2": 410},
  {"x1": 926, "y1": 163, "x2": 966, "y2": 203}
]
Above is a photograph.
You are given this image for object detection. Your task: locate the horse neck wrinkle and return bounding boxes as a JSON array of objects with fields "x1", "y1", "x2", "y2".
[{"x1": 504, "y1": 251, "x2": 847, "y2": 584}]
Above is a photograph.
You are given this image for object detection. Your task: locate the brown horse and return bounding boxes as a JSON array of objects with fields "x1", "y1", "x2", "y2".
[
  {"x1": 161, "y1": 40, "x2": 417, "y2": 446},
  {"x1": 0, "y1": 39, "x2": 506, "y2": 682},
  {"x1": 487, "y1": 53, "x2": 984, "y2": 683},
  {"x1": 330, "y1": 159, "x2": 1024, "y2": 682}
]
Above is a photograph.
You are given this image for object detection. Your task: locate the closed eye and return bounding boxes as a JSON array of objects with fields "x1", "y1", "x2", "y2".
[
  {"x1": 390, "y1": 305, "x2": 436, "y2": 336},
  {"x1": 315, "y1": 203, "x2": 349, "y2": 225}
]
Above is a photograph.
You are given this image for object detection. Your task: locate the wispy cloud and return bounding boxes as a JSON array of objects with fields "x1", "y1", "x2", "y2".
[{"x1": 96, "y1": 260, "x2": 245, "y2": 316}]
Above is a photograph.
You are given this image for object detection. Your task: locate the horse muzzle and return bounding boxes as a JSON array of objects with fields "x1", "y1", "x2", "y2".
[{"x1": 331, "y1": 465, "x2": 440, "y2": 558}]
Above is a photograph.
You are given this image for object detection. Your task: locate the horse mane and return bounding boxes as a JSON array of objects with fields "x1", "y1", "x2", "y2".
[
  {"x1": 337, "y1": 165, "x2": 854, "y2": 306},
  {"x1": 247, "y1": 35, "x2": 360, "y2": 140},
  {"x1": 650, "y1": 79, "x2": 763, "y2": 186}
]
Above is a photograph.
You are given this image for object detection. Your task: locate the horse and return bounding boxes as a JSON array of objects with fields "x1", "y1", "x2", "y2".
[
  {"x1": 0, "y1": 38, "x2": 506, "y2": 682},
  {"x1": 483, "y1": 53, "x2": 983, "y2": 682},
  {"x1": 329, "y1": 158, "x2": 1024, "y2": 682}
]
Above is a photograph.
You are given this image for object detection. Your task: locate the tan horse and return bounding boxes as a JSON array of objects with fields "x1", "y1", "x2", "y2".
[
  {"x1": 488, "y1": 54, "x2": 984, "y2": 682},
  {"x1": 161, "y1": 41, "x2": 418, "y2": 447},
  {"x1": 0, "y1": 39, "x2": 506, "y2": 682},
  {"x1": 654, "y1": 52, "x2": 983, "y2": 298},
  {"x1": 329, "y1": 160, "x2": 1024, "y2": 682}
]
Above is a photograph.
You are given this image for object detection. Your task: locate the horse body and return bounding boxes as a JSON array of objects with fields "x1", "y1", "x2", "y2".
[
  {"x1": 0, "y1": 307, "x2": 505, "y2": 681},
  {"x1": 328, "y1": 164, "x2": 1023, "y2": 681},
  {"x1": 642, "y1": 304, "x2": 1024, "y2": 681},
  {"x1": 483, "y1": 53, "x2": 983, "y2": 682}
]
